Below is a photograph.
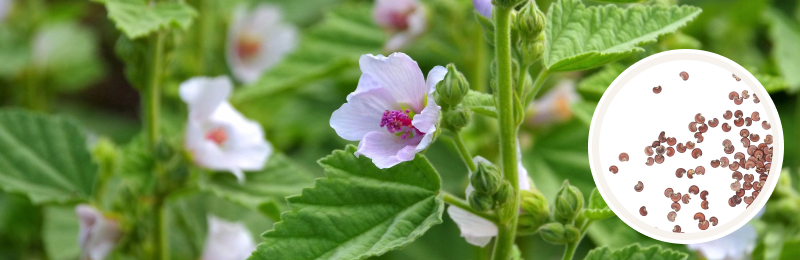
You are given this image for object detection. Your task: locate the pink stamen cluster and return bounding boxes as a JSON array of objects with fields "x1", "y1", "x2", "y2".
[
  {"x1": 206, "y1": 128, "x2": 228, "y2": 145},
  {"x1": 380, "y1": 109, "x2": 422, "y2": 139}
]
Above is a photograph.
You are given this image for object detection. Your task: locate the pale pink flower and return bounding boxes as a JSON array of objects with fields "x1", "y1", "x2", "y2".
[
  {"x1": 373, "y1": 0, "x2": 426, "y2": 52},
  {"x1": 330, "y1": 53, "x2": 445, "y2": 169},
  {"x1": 0, "y1": 0, "x2": 10, "y2": 23},
  {"x1": 448, "y1": 155, "x2": 531, "y2": 247},
  {"x1": 528, "y1": 79, "x2": 580, "y2": 126},
  {"x1": 687, "y1": 207, "x2": 763, "y2": 260},
  {"x1": 473, "y1": 0, "x2": 493, "y2": 18},
  {"x1": 201, "y1": 216, "x2": 256, "y2": 260},
  {"x1": 180, "y1": 76, "x2": 272, "y2": 182},
  {"x1": 226, "y1": 4, "x2": 297, "y2": 84},
  {"x1": 76, "y1": 204, "x2": 121, "y2": 260}
]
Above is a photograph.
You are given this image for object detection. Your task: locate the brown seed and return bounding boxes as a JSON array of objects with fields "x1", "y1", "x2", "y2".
[
  {"x1": 673, "y1": 225, "x2": 681, "y2": 233},
  {"x1": 753, "y1": 191, "x2": 760, "y2": 198},
  {"x1": 689, "y1": 185, "x2": 700, "y2": 195},
  {"x1": 686, "y1": 141, "x2": 695, "y2": 150},
  {"x1": 693, "y1": 212, "x2": 706, "y2": 222},
  {"x1": 744, "y1": 196, "x2": 754, "y2": 205},
  {"x1": 667, "y1": 137, "x2": 677, "y2": 146},
  {"x1": 740, "y1": 129, "x2": 750, "y2": 138},
  {"x1": 699, "y1": 220, "x2": 710, "y2": 230},
  {"x1": 655, "y1": 154, "x2": 665, "y2": 164},
  {"x1": 724, "y1": 144, "x2": 735, "y2": 154},
  {"x1": 691, "y1": 148, "x2": 702, "y2": 159},
  {"x1": 675, "y1": 168, "x2": 686, "y2": 178},
  {"x1": 754, "y1": 95, "x2": 761, "y2": 103},
  {"x1": 741, "y1": 137, "x2": 750, "y2": 148},
  {"x1": 700, "y1": 190, "x2": 709, "y2": 200},
  {"x1": 656, "y1": 145, "x2": 666, "y2": 155},
  {"x1": 722, "y1": 123, "x2": 732, "y2": 132},
  {"x1": 744, "y1": 160, "x2": 757, "y2": 170},
  {"x1": 687, "y1": 169, "x2": 695, "y2": 179},
  {"x1": 676, "y1": 143, "x2": 687, "y2": 153},
  {"x1": 746, "y1": 117, "x2": 752, "y2": 126},
  {"x1": 732, "y1": 171, "x2": 743, "y2": 181},
  {"x1": 665, "y1": 188, "x2": 674, "y2": 198},
  {"x1": 695, "y1": 166, "x2": 706, "y2": 175},
  {"x1": 653, "y1": 86, "x2": 662, "y2": 94},
  {"x1": 709, "y1": 217, "x2": 718, "y2": 226},
  {"x1": 671, "y1": 192, "x2": 682, "y2": 202},
  {"x1": 734, "y1": 152, "x2": 745, "y2": 160},
  {"x1": 682, "y1": 194, "x2": 691, "y2": 204},
  {"x1": 743, "y1": 182, "x2": 753, "y2": 190},
  {"x1": 671, "y1": 202, "x2": 682, "y2": 212},
  {"x1": 728, "y1": 196, "x2": 736, "y2": 207},
  {"x1": 729, "y1": 91, "x2": 740, "y2": 100},
  {"x1": 734, "y1": 97, "x2": 744, "y2": 105},
  {"x1": 754, "y1": 149, "x2": 764, "y2": 159},
  {"x1": 694, "y1": 132, "x2": 704, "y2": 143},
  {"x1": 680, "y1": 71, "x2": 689, "y2": 81},
  {"x1": 645, "y1": 157, "x2": 654, "y2": 166},
  {"x1": 658, "y1": 131, "x2": 667, "y2": 143},
  {"x1": 765, "y1": 135, "x2": 773, "y2": 144},
  {"x1": 733, "y1": 74, "x2": 741, "y2": 81},
  {"x1": 711, "y1": 160, "x2": 720, "y2": 168},
  {"x1": 688, "y1": 122, "x2": 698, "y2": 132},
  {"x1": 736, "y1": 188, "x2": 745, "y2": 198},
  {"x1": 667, "y1": 147, "x2": 675, "y2": 157},
  {"x1": 619, "y1": 153, "x2": 629, "y2": 162},
  {"x1": 701, "y1": 200, "x2": 709, "y2": 210},
  {"x1": 668, "y1": 211, "x2": 677, "y2": 222},
  {"x1": 752, "y1": 112, "x2": 760, "y2": 121},
  {"x1": 730, "y1": 181, "x2": 741, "y2": 191},
  {"x1": 735, "y1": 110, "x2": 744, "y2": 118},
  {"x1": 722, "y1": 139, "x2": 733, "y2": 147},
  {"x1": 723, "y1": 110, "x2": 733, "y2": 120},
  {"x1": 698, "y1": 124, "x2": 708, "y2": 133},
  {"x1": 644, "y1": 146, "x2": 654, "y2": 156},
  {"x1": 695, "y1": 113, "x2": 705, "y2": 124},
  {"x1": 734, "y1": 118, "x2": 745, "y2": 127},
  {"x1": 762, "y1": 121, "x2": 771, "y2": 130},
  {"x1": 652, "y1": 141, "x2": 660, "y2": 148},
  {"x1": 729, "y1": 161, "x2": 740, "y2": 171},
  {"x1": 733, "y1": 195, "x2": 742, "y2": 205},
  {"x1": 708, "y1": 118, "x2": 719, "y2": 127},
  {"x1": 720, "y1": 157, "x2": 730, "y2": 167},
  {"x1": 640, "y1": 206, "x2": 648, "y2": 216},
  {"x1": 748, "y1": 145, "x2": 757, "y2": 156},
  {"x1": 742, "y1": 90, "x2": 750, "y2": 99},
  {"x1": 634, "y1": 181, "x2": 644, "y2": 192}
]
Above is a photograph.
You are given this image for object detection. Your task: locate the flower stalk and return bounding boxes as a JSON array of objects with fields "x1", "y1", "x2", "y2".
[
  {"x1": 443, "y1": 191, "x2": 499, "y2": 224},
  {"x1": 145, "y1": 29, "x2": 168, "y2": 260}
]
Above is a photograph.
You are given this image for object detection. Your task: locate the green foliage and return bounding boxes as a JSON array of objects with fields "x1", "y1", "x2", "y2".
[
  {"x1": 248, "y1": 145, "x2": 444, "y2": 260},
  {"x1": 42, "y1": 206, "x2": 81, "y2": 260},
  {"x1": 232, "y1": 3, "x2": 385, "y2": 105},
  {"x1": 544, "y1": 0, "x2": 701, "y2": 71},
  {"x1": 101, "y1": 0, "x2": 198, "y2": 39},
  {"x1": 0, "y1": 110, "x2": 97, "y2": 204},
  {"x1": 32, "y1": 22, "x2": 104, "y2": 92},
  {"x1": 765, "y1": 9, "x2": 800, "y2": 92},
  {"x1": 583, "y1": 188, "x2": 614, "y2": 220},
  {"x1": 201, "y1": 153, "x2": 316, "y2": 221},
  {"x1": 583, "y1": 244, "x2": 688, "y2": 260},
  {"x1": 577, "y1": 64, "x2": 625, "y2": 101},
  {"x1": 462, "y1": 90, "x2": 498, "y2": 117}
]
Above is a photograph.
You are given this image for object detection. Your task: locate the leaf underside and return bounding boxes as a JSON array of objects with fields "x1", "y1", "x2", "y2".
[
  {"x1": 103, "y1": 0, "x2": 197, "y2": 39},
  {"x1": 544, "y1": 0, "x2": 701, "y2": 71},
  {"x1": 248, "y1": 145, "x2": 444, "y2": 260},
  {"x1": 584, "y1": 244, "x2": 688, "y2": 260},
  {"x1": 0, "y1": 109, "x2": 97, "y2": 204},
  {"x1": 584, "y1": 188, "x2": 614, "y2": 220}
]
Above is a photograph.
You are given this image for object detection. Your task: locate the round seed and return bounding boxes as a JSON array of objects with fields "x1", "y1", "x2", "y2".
[
  {"x1": 732, "y1": 171, "x2": 742, "y2": 181},
  {"x1": 640, "y1": 206, "x2": 648, "y2": 216},
  {"x1": 736, "y1": 188, "x2": 745, "y2": 198},
  {"x1": 671, "y1": 202, "x2": 681, "y2": 212},
  {"x1": 729, "y1": 161, "x2": 740, "y2": 171},
  {"x1": 734, "y1": 110, "x2": 743, "y2": 118},
  {"x1": 753, "y1": 191, "x2": 760, "y2": 198},
  {"x1": 665, "y1": 188, "x2": 674, "y2": 198},
  {"x1": 746, "y1": 117, "x2": 752, "y2": 126},
  {"x1": 675, "y1": 168, "x2": 686, "y2": 178},
  {"x1": 671, "y1": 192, "x2": 681, "y2": 202},
  {"x1": 698, "y1": 124, "x2": 708, "y2": 133},
  {"x1": 691, "y1": 148, "x2": 702, "y2": 159},
  {"x1": 652, "y1": 141, "x2": 660, "y2": 148},
  {"x1": 687, "y1": 169, "x2": 695, "y2": 179},
  {"x1": 734, "y1": 97, "x2": 744, "y2": 105},
  {"x1": 699, "y1": 220, "x2": 710, "y2": 230},
  {"x1": 763, "y1": 121, "x2": 771, "y2": 130},
  {"x1": 720, "y1": 157, "x2": 729, "y2": 167},
  {"x1": 668, "y1": 211, "x2": 677, "y2": 222},
  {"x1": 722, "y1": 123, "x2": 732, "y2": 132},
  {"x1": 743, "y1": 182, "x2": 753, "y2": 190},
  {"x1": 733, "y1": 74, "x2": 741, "y2": 81},
  {"x1": 656, "y1": 145, "x2": 666, "y2": 155},
  {"x1": 689, "y1": 185, "x2": 700, "y2": 195},
  {"x1": 619, "y1": 153, "x2": 629, "y2": 162},
  {"x1": 734, "y1": 118, "x2": 745, "y2": 127},
  {"x1": 754, "y1": 95, "x2": 761, "y2": 103},
  {"x1": 680, "y1": 71, "x2": 689, "y2": 81},
  {"x1": 730, "y1": 181, "x2": 741, "y2": 191},
  {"x1": 711, "y1": 160, "x2": 720, "y2": 168},
  {"x1": 734, "y1": 152, "x2": 745, "y2": 160},
  {"x1": 701, "y1": 200, "x2": 709, "y2": 210},
  {"x1": 765, "y1": 135, "x2": 773, "y2": 144},
  {"x1": 724, "y1": 144, "x2": 735, "y2": 154},
  {"x1": 744, "y1": 160, "x2": 756, "y2": 170},
  {"x1": 751, "y1": 112, "x2": 760, "y2": 121},
  {"x1": 682, "y1": 194, "x2": 691, "y2": 204},
  {"x1": 634, "y1": 181, "x2": 644, "y2": 192},
  {"x1": 667, "y1": 147, "x2": 675, "y2": 157},
  {"x1": 728, "y1": 196, "x2": 736, "y2": 207},
  {"x1": 741, "y1": 137, "x2": 750, "y2": 148},
  {"x1": 695, "y1": 166, "x2": 705, "y2": 175},
  {"x1": 709, "y1": 217, "x2": 718, "y2": 226},
  {"x1": 653, "y1": 86, "x2": 662, "y2": 94},
  {"x1": 673, "y1": 225, "x2": 681, "y2": 233},
  {"x1": 655, "y1": 154, "x2": 665, "y2": 164},
  {"x1": 740, "y1": 129, "x2": 750, "y2": 138},
  {"x1": 689, "y1": 122, "x2": 697, "y2": 132},
  {"x1": 744, "y1": 196, "x2": 754, "y2": 205},
  {"x1": 694, "y1": 132, "x2": 704, "y2": 143},
  {"x1": 695, "y1": 113, "x2": 705, "y2": 124},
  {"x1": 742, "y1": 90, "x2": 750, "y2": 99},
  {"x1": 644, "y1": 146, "x2": 654, "y2": 156},
  {"x1": 729, "y1": 91, "x2": 740, "y2": 100},
  {"x1": 700, "y1": 190, "x2": 709, "y2": 200},
  {"x1": 645, "y1": 157, "x2": 654, "y2": 166},
  {"x1": 748, "y1": 145, "x2": 757, "y2": 156},
  {"x1": 708, "y1": 118, "x2": 719, "y2": 127},
  {"x1": 693, "y1": 212, "x2": 706, "y2": 222},
  {"x1": 686, "y1": 141, "x2": 695, "y2": 150},
  {"x1": 667, "y1": 137, "x2": 677, "y2": 146},
  {"x1": 723, "y1": 110, "x2": 733, "y2": 120},
  {"x1": 676, "y1": 143, "x2": 687, "y2": 153}
]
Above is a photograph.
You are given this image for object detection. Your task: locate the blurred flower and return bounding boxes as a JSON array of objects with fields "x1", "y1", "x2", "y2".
[
  {"x1": 75, "y1": 204, "x2": 121, "y2": 260},
  {"x1": 373, "y1": 0, "x2": 426, "y2": 52},
  {"x1": 0, "y1": 0, "x2": 10, "y2": 23},
  {"x1": 527, "y1": 79, "x2": 579, "y2": 126},
  {"x1": 180, "y1": 76, "x2": 272, "y2": 182},
  {"x1": 448, "y1": 155, "x2": 531, "y2": 247},
  {"x1": 330, "y1": 53, "x2": 445, "y2": 168},
  {"x1": 687, "y1": 207, "x2": 763, "y2": 260},
  {"x1": 473, "y1": 0, "x2": 493, "y2": 18},
  {"x1": 201, "y1": 216, "x2": 256, "y2": 260},
  {"x1": 226, "y1": 4, "x2": 297, "y2": 84}
]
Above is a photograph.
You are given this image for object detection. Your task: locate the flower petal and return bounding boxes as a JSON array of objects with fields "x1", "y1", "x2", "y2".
[
  {"x1": 331, "y1": 84, "x2": 399, "y2": 141},
  {"x1": 179, "y1": 76, "x2": 233, "y2": 120},
  {"x1": 426, "y1": 65, "x2": 447, "y2": 93},
  {"x1": 447, "y1": 206, "x2": 497, "y2": 247},
  {"x1": 202, "y1": 216, "x2": 256, "y2": 260},
  {"x1": 359, "y1": 53, "x2": 427, "y2": 111},
  {"x1": 355, "y1": 131, "x2": 422, "y2": 168},
  {"x1": 75, "y1": 204, "x2": 121, "y2": 260},
  {"x1": 473, "y1": 0, "x2": 493, "y2": 18},
  {"x1": 226, "y1": 4, "x2": 297, "y2": 84}
]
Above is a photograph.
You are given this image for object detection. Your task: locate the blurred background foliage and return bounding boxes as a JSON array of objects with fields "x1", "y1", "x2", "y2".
[{"x1": 0, "y1": 0, "x2": 799, "y2": 259}]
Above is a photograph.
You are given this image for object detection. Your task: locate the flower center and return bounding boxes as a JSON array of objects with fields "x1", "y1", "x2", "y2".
[
  {"x1": 388, "y1": 6, "x2": 415, "y2": 31},
  {"x1": 380, "y1": 109, "x2": 422, "y2": 139},
  {"x1": 205, "y1": 128, "x2": 228, "y2": 145},
  {"x1": 236, "y1": 33, "x2": 262, "y2": 61}
]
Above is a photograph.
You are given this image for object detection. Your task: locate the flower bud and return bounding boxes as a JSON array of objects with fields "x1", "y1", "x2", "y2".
[
  {"x1": 493, "y1": 181, "x2": 514, "y2": 206},
  {"x1": 435, "y1": 64, "x2": 470, "y2": 108},
  {"x1": 444, "y1": 106, "x2": 473, "y2": 131},
  {"x1": 539, "y1": 222, "x2": 579, "y2": 245},
  {"x1": 92, "y1": 138, "x2": 117, "y2": 179},
  {"x1": 517, "y1": 189, "x2": 550, "y2": 235},
  {"x1": 469, "y1": 191, "x2": 495, "y2": 212},
  {"x1": 555, "y1": 180, "x2": 584, "y2": 222},
  {"x1": 471, "y1": 162, "x2": 502, "y2": 195},
  {"x1": 521, "y1": 33, "x2": 545, "y2": 64},
  {"x1": 516, "y1": 2, "x2": 545, "y2": 41}
]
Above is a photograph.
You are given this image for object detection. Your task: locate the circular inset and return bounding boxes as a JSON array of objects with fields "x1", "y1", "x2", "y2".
[{"x1": 588, "y1": 50, "x2": 783, "y2": 244}]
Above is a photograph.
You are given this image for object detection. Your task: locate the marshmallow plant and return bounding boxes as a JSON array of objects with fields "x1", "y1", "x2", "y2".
[
  {"x1": 226, "y1": 4, "x2": 297, "y2": 84},
  {"x1": 373, "y1": 0, "x2": 427, "y2": 52},
  {"x1": 76, "y1": 205, "x2": 122, "y2": 260}
]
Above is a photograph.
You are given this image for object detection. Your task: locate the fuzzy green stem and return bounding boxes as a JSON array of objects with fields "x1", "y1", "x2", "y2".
[
  {"x1": 525, "y1": 68, "x2": 551, "y2": 106},
  {"x1": 563, "y1": 218, "x2": 593, "y2": 260},
  {"x1": 516, "y1": 64, "x2": 531, "y2": 96},
  {"x1": 443, "y1": 192, "x2": 499, "y2": 224},
  {"x1": 448, "y1": 131, "x2": 476, "y2": 172},
  {"x1": 491, "y1": 6, "x2": 520, "y2": 260},
  {"x1": 154, "y1": 198, "x2": 169, "y2": 260},
  {"x1": 145, "y1": 30, "x2": 165, "y2": 150}
]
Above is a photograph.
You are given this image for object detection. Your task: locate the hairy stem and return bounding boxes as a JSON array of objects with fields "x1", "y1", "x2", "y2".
[
  {"x1": 491, "y1": 6, "x2": 520, "y2": 260},
  {"x1": 442, "y1": 192, "x2": 499, "y2": 224},
  {"x1": 563, "y1": 218, "x2": 593, "y2": 260},
  {"x1": 525, "y1": 68, "x2": 551, "y2": 106},
  {"x1": 448, "y1": 131, "x2": 476, "y2": 172},
  {"x1": 145, "y1": 30, "x2": 167, "y2": 260}
]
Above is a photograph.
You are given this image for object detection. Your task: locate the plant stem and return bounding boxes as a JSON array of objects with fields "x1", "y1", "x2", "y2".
[
  {"x1": 491, "y1": 6, "x2": 520, "y2": 260},
  {"x1": 442, "y1": 192, "x2": 498, "y2": 224},
  {"x1": 154, "y1": 198, "x2": 169, "y2": 260},
  {"x1": 516, "y1": 64, "x2": 531, "y2": 96},
  {"x1": 525, "y1": 68, "x2": 551, "y2": 106},
  {"x1": 448, "y1": 131, "x2": 476, "y2": 172},
  {"x1": 145, "y1": 30, "x2": 166, "y2": 150},
  {"x1": 562, "y1": 218, "x2": 593, "y2": 260}
]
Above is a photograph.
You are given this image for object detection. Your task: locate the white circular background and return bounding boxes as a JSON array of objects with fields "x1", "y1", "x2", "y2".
[{"x1": 588, "y1": 50, "x2": 784, "y2": 244}]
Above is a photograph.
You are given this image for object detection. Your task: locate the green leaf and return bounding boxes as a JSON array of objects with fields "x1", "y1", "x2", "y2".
[
  {"x1": 249, "y1": 145, "x2": 444, "y2": 260},
  {"x1": 571, "y1": 101, "x2": 597, "y2": 126},
  {"x1": 0, "y1": 109, "x2": 97, "y2": 204},
  {"x1": 779, "y1": 239, "x2": 800, "y2": 260},
  {"x1": 765, "y1": 9, "x2": 800, "y2": 92},
  {"x1": 756, "y1": 73, "x2": 790, "y2": 93},
  {"x1": 33, "y1": 22, "x2": 105, "y2": 92},
  {"x1": 101, "y1": 0, "x2": 197, "y2": 39},
  {"x1": 201, "y1": 153, "x2": 316, "y2": 220},
  {"x1": 232, "y1": 3, "x2": 385, "y2": 105},
  {"x1": 584, "y1": 244, "x2": 688, "y2": 260},
  {"x1": 577, "y1": 64, "x2": 625, "y2": 101},
  {"x1": 583, "y1": 188, "x2": 614, "y2": 220},
  {"x1": 544, "y1": 0, "x2": 701, "y2": 71},
  {"x1": 462, "y1": 90, "x2": 498, "y2": 117},
  {"x1": 42, "y1": 206, "x2": 81, "y2": 260},
  {"x1": 586, "y1": 217, "x2": 690, "y2": 254},
  {"x1": 167, "y1": 194, "x2": 208, "y2": 260}
]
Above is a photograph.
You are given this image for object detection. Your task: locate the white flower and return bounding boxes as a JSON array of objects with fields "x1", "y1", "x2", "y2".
[
  {"x1": 226, "y1": 4, "x2": 297, "y2": 84},
  {"x1": 0, "y1": 0, "x2": 11, "y2": 23},
  {"x1": 528, "y1": 79, "x2": 579, "y2": 126},
  {"x1": 330, "y1": 53, "x2": 445, "y2": 168},
  {"x1": 447, "y1": 156, "x2": 531, "y2": 247},
  {"x1": 180, "y1": 76, "x2": 272, "y2": 182},
  {"x1": 201, "y1": 216, "x2": 256, "y2": 260},
  {"x1": 687, "y1": 207, "x2": 763, "y2": 260},
  {"x1": 75, "y1": 204, "x2": 121, "y2": 260},
  {"x1": 373, "y1": 0, "x2": 426, "y2": 52}
]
